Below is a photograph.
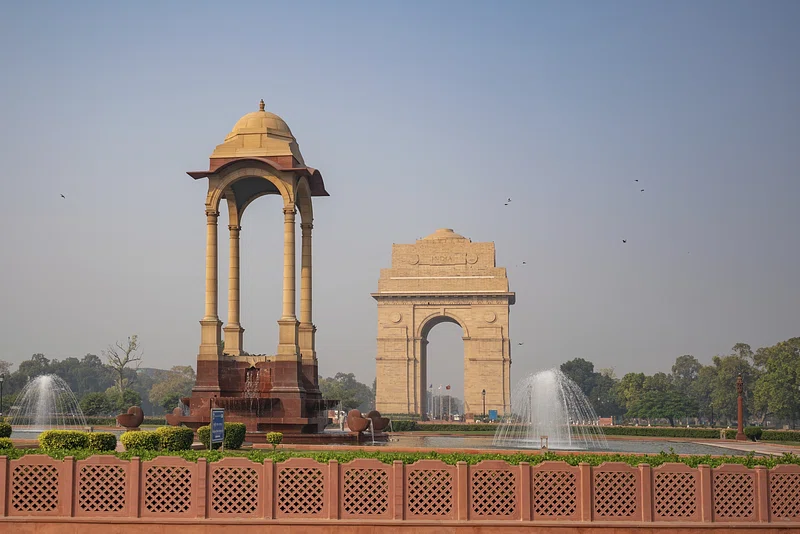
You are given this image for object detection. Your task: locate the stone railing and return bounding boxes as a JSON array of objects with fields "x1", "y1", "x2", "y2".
[{"x1": 0, "y1": 455, "x2": 798, "y2": 524}]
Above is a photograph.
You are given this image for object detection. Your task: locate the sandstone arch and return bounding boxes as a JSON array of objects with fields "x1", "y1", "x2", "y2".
[{"x1": 373, "y1": 228, "x2": 514, "y2": 418}]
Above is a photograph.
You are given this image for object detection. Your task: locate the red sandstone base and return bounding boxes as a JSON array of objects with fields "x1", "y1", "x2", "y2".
[{"x1": 172, "y1": 358, "x2": 338, "y2": 437}]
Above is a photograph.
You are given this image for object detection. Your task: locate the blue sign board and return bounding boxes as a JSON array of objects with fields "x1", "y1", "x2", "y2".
[
  {"x1": 488, "y1": 409, "x2": 498, "y2": 422},
  {"x1": 211, "y1": 408, "x2": 225, "y2": 446}
]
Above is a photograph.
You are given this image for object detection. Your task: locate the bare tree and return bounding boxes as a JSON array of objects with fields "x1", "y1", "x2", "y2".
[{"x1": 103, "y1": 335, "x2": 143, "y2": 394}]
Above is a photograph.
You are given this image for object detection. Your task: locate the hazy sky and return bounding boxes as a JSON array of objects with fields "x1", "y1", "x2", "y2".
[{"x1": 1, "y1": 1, "x2": 798, "y2": 400}]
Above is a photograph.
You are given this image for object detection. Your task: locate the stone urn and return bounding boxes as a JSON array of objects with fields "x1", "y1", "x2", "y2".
[
  {"x1": 116, "y1": 406, "x2": 144, "y2": 430},
  {"x1": 165, "y1": 407, "x2": 183, "y2": 427},
  {"x1": 366, "y1": 410, "x2": 391, "y2": 432},
  {"x1": 346, "y1": 409, "x2": 370, "y2": 433}
]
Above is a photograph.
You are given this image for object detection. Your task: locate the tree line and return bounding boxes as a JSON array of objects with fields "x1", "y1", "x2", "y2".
[
  {"x1": 560, "y1": 337, "x2": 800, "y2": 428},
  {"x1": 0, "y1": 336, "x2": 194, "y2": 417},
  {"x1": 3, "y1": 335, "x2": 797, "y2": 427}
]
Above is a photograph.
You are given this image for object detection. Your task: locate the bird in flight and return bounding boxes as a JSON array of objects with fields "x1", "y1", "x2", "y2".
[
  {"x1": 504, "y1": 197, "x2": 511, "y2": 206},
  {"x1": 622, "y1": 239, "x2": 627, "y2": 243},
  {"x1": 635, "y1": 179, "x2": 639, "y2": 182},
  {"x1": 518, "y1": 342, "x2": 524, "y2": 346},
  {"x1": 60, "y1": 194, "x2": 65, "y2": 199},
  {"x1": 640, "y1": 189, "x2": 644, "y2": 192},
  {"x1": 522, "y1": 261, "x2": 526, "y2": 265}
]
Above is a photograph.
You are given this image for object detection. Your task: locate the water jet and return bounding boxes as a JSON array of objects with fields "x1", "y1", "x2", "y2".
[{"x1": 492, "y1": 368, "x2": 608, "y2": 450}]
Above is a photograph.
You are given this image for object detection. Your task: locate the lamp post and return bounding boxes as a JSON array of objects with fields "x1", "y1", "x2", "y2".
[
  {"x1": 481, "y1": 388, "x2": 486, "y2": 419},
  {"x1": 735, "y1": 374, "x2": 746, "y2": 441}
]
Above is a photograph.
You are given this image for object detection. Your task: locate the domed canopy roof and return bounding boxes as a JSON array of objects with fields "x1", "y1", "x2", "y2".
[
  {"x1": 210, "y1": 100, "x2": 305, "y2": 165},
  {"x1": 421, "y1": 228, "x2": 470, "y2": 241}
]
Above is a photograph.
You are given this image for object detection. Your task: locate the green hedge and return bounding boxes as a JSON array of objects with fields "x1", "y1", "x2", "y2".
[
  {"x1": 1, "y1": 447, "x2": 798, "y2": 469},
  {"x1": 762, "y1": 430, "x2": 800, "y2": 442},
  {"x1": 120, "y1": 431, "x2": 160, "y2": 451},
  {"x1": 390, "y1": 420, "x2": 418, "y2": 431},
  {"x1": 83, "y1": 417, "x2": 168, "y2": 426},
  {"x1": 381, "y1": 413, "x2": 422, "y2": 421},
  {"x1": 391, "y1": 423, "x2": 500, "y2": 432},
  {"x1": 0, "y1": 422, "x2": 11, "y2": 438},
  {"x1": 155, "y1": 426, "x2": 194, "y2": 451},
  {"x1": 599, "y1": 426, "x2": 738, "y2": 439},
  {"x1": 87, "y1": 433, "x2": 117, "y2": 451},
  {"x1": 744, "y1": 427, "x2": 763, "y2": 441},
  {"x1": 0, "y1": 438, "x2": 13, "y2": 450},
  {"x1": 197, "y1": 422, "x2": 246, "y2": 450},
  {"x1": 39, "y1": 430, "x2": 90, "y2": 451}
]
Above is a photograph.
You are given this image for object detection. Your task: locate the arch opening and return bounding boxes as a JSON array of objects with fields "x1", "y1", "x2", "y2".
[{"x1": 421, "y1": 318, "x2": 466, "y2": 421}]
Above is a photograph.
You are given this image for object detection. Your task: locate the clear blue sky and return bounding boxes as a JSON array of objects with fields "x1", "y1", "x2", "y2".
[{"x1": 1, "y1": 1, "x2": 798, "y2": 399}]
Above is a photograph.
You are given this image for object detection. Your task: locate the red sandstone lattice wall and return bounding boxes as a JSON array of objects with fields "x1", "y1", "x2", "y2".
[{"x1": 0, "y1": 454, "x2": 797, "y2": 525}]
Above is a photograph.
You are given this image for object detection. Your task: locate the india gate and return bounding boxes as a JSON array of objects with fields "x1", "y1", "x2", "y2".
[{"x1": 374, "y1": 228, "x2": 515, "y2": 418}]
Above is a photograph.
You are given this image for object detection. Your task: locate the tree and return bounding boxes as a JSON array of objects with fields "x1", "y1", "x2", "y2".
[
  {"x1": 17, "y1": 353, "x2": 50, "y2": 380},
  {"x1": 753, "y1": 337, "x2": 800, "y2": 427},
  {"x1": 691, "y1": 365, "x2": 717, "y2": 424},
  {"x1": 616, "y1": 372, "x2": 646, "y2": 419},
  {"x1": 103, "y1": 335, "x2": 143, "y2": 394},
  {"x1": 710, "y1": 353, "x2": 757, "y2": 425},
  {"x1": 319, "y1": 373, "x2": 373, "y2": 412},
  {"x1": 105, "y1": 387, "x2": 142, "y2": 413},
  {"x1": 560, "y1": 358, "x2": 596, "y2": 398},
  {"x1": 671, "y1": 355, "x2": 701, "y2": 397},
  {"x1": 80, "y1": 392, "x2": 114, "y2": 416},
  {"x1": 589, "y1": 372, "x2": 623, "y2": 417},
  {"x1": 148, "y1": 366, "x2": 196, "y2": 414},
  {"x1": 0, "y1": 360, "x2": 12, "y2": 377}
]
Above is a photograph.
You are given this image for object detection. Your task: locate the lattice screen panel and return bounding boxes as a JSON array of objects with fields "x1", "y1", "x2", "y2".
[
  {"x1": 407, "y1": 469, "x2": 453, "y2": 517},
  {"x1": 471, "y1": 469, "x2": 516, "y2": 517},
  {"x1": 144, "y1": 465, "x2": 193, "y2": 514},
  {"x1": 770, "y1": 472, "x2": 800, "y2": 520},
  {"x1": 78, "y1": 465, "x2": 126, "y2": 513},
  {"x1": 654, "y1": 471, "x2": 696, "y2": 519},
  {"x1": 211, "y1": 466, "x2": 259, "y2": 516},
  {"x1": 533, "y1": 470, "x2": 577, "y2": 518},
  {"x1": 342, "y1": 468, "x2": 389, "y2": 517},
  {"x1": 11, "y1": 464, "x2": 59, "y2": 513},
  {"x1": 277, "y1": 467, "x2": 325, "y2": 516},
  {"x1": 594, "y1": 471, "x2": 637, "y2": 518},
  {"x1": 713, "y1": 472, "x2": 754, "y2": 520}
]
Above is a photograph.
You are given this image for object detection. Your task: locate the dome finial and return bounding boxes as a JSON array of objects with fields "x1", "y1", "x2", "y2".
[{"x1": 258, "y1": 99, "x2": 265, "y2": 112}]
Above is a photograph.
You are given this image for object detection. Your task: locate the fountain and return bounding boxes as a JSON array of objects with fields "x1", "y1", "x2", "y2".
[
  {"x1": 492, "y1": 368, "x2": 608, "y2": 450},
  {"x1": 8, "y1": 374, "x2": 87, "y2": 430}
]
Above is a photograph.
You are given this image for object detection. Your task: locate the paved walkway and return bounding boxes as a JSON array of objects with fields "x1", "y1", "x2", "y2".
[{"x1": 698, "y1": 440, "x2": 800, "y2": 456}]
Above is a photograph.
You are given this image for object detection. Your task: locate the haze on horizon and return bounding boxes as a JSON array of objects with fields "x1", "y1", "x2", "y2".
[{"x1": 0, "y1": 1, "x2": 798, "y2": 400}]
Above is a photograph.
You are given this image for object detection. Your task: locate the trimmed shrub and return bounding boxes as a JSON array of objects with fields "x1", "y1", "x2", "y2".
[
  {"x1": 381, "y1": 413, "x2": 422, "y2": 421},
  {"x1": 0, "y1": 437, "x2": 13, "y2": 450},
  {"x1": 416, "y1": 423, "x2": 500, "y2": 432},
  {"x1": 744, "y1": 426, "x2": 763, "y2": 442},
  {"x1": 87, "y1": 432, "x2": 117, "y2": 451},
  {"x1": 120, "y1": 430, "x2": 160, "y2": 451},
  {"x1": 82, "y1": 416, "x2": 168, "y2": 426},
  {"x1": 389, "y1": 420, "x2": 418, "y2": 432},
  {"x1": 266, "y1": 432, "x2": 283, "y2": 449},
  {"x1": 599, "y1": 426, "x2": 737, "y2": 439},
  {"x1": 39, "y1": 430, "x2": 89, "y2": 451},
  {"x1": 225, "y1": 423, "x2": 246, "y2": 449},
  {"x1": 0, "y1": 422, "x2": 11, "y2": 438},
  {"x1": 198, "y1": 422, "x2": 247, "y2": 450},
  {"x1": 761, "y1": 429, "x2": 800, "y2": 442},
  {"x1": 155, "y1": 426, "x2": 194, "y2": 451}
]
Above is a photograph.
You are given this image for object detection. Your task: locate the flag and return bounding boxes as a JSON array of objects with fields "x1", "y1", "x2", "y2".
[
  {"x1": 446, "y1": 385, "x2": 451, "y2": 390},
  {"x1": 438, "y1": 384, "x2": 442, "y2": 390},
  {"x1": 429, "y1": 383, "x2": 433, "y2": 389}
]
